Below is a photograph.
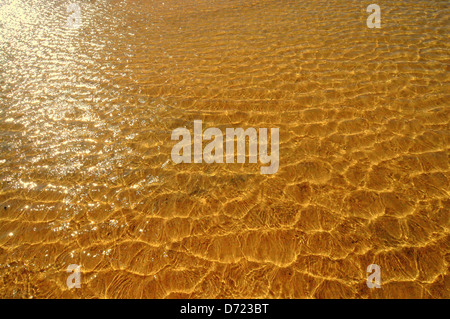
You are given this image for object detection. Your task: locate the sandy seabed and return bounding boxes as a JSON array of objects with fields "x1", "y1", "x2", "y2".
[{"x1": 0, "y1": 0, "x2": 448, "y2": 298}]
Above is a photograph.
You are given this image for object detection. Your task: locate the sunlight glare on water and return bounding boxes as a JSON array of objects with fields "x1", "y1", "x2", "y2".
[{"x1": 0, "y1": 0, "x2": 448, "y2": 298}]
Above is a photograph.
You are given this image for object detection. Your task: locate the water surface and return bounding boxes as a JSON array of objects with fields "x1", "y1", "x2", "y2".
[{"x1": 0, "y1": 0, "x2": 448, "y2": 298}]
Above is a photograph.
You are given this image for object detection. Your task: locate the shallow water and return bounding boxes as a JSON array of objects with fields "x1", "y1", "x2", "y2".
[{"x1": 0, "y1": 0, "x2": 448, "y2": 298}]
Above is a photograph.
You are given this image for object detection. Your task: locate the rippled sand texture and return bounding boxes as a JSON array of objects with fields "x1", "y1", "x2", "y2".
[{"x1": 0, "y1": 0, "x2": 449, "y2": 299}]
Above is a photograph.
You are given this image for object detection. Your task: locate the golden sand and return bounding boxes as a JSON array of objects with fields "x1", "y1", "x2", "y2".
[{"x1": 0, "y1": 0, "x2": 448, "y2": 298}]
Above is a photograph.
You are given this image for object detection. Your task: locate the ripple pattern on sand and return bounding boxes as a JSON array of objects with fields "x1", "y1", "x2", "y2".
[{"x1": 0, "y1": 0, "x2": 449, "y2": 298}]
